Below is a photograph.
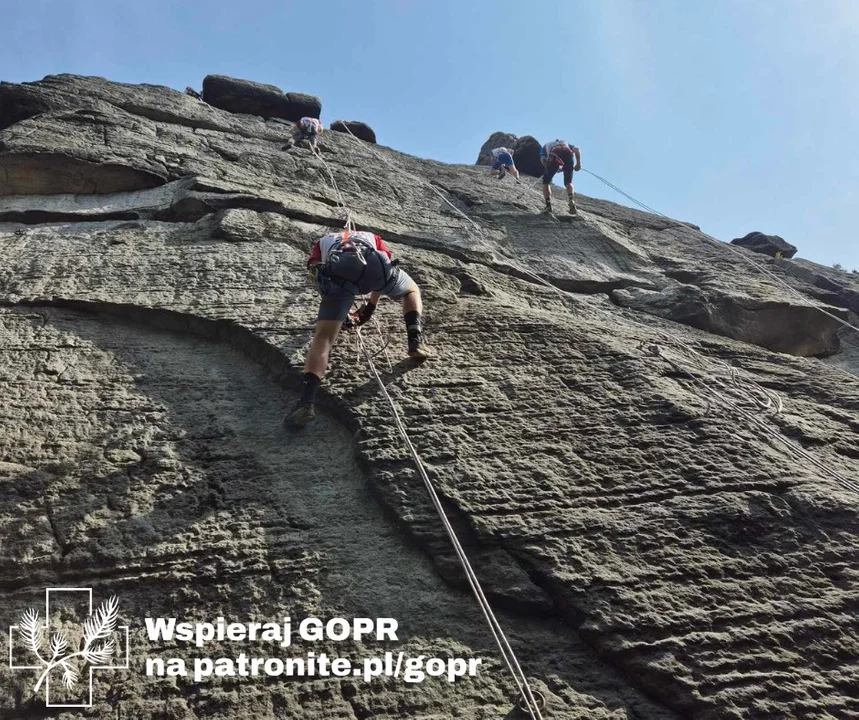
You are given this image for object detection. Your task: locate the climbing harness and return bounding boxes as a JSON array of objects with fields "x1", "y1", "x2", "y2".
[
  {"x1": 306, "y1": 130, "x2": 546, "y2": 719},
  {"x1": 318, "y1": 231, "x2": 394, "y2": 296}
]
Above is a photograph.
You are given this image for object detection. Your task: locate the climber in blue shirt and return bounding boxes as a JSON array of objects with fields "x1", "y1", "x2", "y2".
[{"x1": 489, "y1": 147, "x2": 520, "y2": 181}]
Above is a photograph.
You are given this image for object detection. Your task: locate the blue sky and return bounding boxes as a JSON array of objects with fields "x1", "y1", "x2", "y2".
[{"x1": 4, "y1": 0, "x2": 858, "y2": 269}]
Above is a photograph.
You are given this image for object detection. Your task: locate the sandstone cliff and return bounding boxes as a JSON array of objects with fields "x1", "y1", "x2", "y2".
[{"x1": 0, "y1": 74, "x2": 857, "y2": 719}]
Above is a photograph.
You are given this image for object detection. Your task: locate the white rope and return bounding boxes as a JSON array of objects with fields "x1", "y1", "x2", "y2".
[
  {"x1": 425, "y1": 182, "x2": 483, "y2": 230},
  {"x1": 310, "y1": 144, "x2": 355, "y2": 231},
  {"x1": 308, "y1": 131, "x2": 545, "y2": 719},
  {"x1": 647, "y1": 339, "x2": 859, "y2": 495},
  {"x1": 354, "y1": 328, "x2": 544, "y2": 718},
  {"x1": 581, "y1": 168, "x2": 859, "y2": 336},
  {"x1": 343, "y1": 143, "x2": 856, "y2": 496}
]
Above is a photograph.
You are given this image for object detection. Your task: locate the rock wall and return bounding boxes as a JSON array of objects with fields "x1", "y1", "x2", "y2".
[
  {"x1": 1, "y1": 75, "x2": 858, "y2": 719},
  {"x1": 476, "y1": 131, "x2": 544, "y2": 178},
  {"x1": 330, "y1": 120, "x2": 377, "y2": 144},
  {"x1": 730, "y1": 231, "x2": 798, "y2": 259}
]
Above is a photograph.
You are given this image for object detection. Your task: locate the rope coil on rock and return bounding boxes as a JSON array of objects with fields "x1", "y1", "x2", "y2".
[
  {"x1": 305, "y1": 129, "x2": 546, "y2": 719},
  {"x1": 644, "y1": 340, "x2": 859, "y2": 495}
]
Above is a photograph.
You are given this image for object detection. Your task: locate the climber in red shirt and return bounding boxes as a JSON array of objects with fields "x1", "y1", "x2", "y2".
[
  {"x1": 284, "y1": 229, "x2": 428, "y2": 428},
  {"x1": 283, "y1": 116, "x2": 323, "y2": 151},
  {"x1": 540, "y1": 139, "x2": 581, "y2": 215}
]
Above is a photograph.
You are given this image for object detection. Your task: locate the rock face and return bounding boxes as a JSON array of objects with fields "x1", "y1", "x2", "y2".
[
  {"x1": 611, "y1": 282, "x2": 846, "y2": 356},
  {"x1": 201, "y1": 74, "x2": 321, "y2": 121},
  {"x1": 731, "y1": 230, "x2": 797, "y2": 258},
  {"x1": 330, "y1": 119, "x2": 377, "y2": 143},
  {"x1": 0, "y1": 74, "x2": 858, "y2": 720},
  {"x1": 476, "y1": 131, "x2": 543, "y2": 178}
]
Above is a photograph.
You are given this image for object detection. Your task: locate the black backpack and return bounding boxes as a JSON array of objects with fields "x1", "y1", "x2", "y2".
[{"x1": 321, "y1": 233, "x2": 393, "y2": 295}]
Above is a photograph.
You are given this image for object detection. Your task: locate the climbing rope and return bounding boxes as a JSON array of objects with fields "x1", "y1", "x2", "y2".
[
  {"x1": 310, "y1": 144, "x2": 356, "y2": 232},
  {"x1": 644, "y1": 338, "x2": 859, "y2": 495},
  {"x1": 639, "y1": 335, "x2": 784, "y2": 417},
  {"x1": 581, "y1": 169, "x2": 859, "y2": 336},
  {"x1": 353, "y1": 326, "x2": 545, "y2": 718},
  {"x1": 304, "y1": 129, "x2": 546, "y2": 719},
  {"x1": 349, "y1": 298, "x2": 394, "y2": 373},
  {"x1": 328, "y1": 138, "x2": 856, "y2": 496},
  {"x1": 580, "y1": 168, "x2": 666, "y2": 218}
]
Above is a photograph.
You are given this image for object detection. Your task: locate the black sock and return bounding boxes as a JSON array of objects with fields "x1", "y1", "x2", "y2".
[
  {"x1": 300, "y1": 372, "x2": 321, "y2": 404},
  {"x1": 404, "y1": 311, "x2": 422, "y2": 343}
]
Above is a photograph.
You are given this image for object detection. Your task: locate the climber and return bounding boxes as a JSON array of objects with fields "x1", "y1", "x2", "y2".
[
  {"x1": 284, "y1": 230, "x2": 428, "y2": 427},
  {"x1": 283, "y1": 116, "x2": 323, "y2": 151},
  {"x1": 540, "y1": 139, "x2": 581, "y2": 214},
  {"x1": 488, "y1": 147, "x2": 520, "y2": 181}
]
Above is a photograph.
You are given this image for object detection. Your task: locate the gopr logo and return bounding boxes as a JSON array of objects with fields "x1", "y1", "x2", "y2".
[{"x1": 8, "y1": 588, "x2": 130, "y2": 708}]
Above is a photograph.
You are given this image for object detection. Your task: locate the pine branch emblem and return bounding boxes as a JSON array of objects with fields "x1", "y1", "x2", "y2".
[{"x1": 17, "y1": 595, "x2": 119, "y2": 695}]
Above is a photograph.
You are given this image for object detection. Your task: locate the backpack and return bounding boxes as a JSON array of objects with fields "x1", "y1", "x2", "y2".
[
  {"x1": 320, "y1": 232, "x2": 392, "y2": 295},
  {"x1": 300, "y1": 117, "x2": 319, "y2": 134}
]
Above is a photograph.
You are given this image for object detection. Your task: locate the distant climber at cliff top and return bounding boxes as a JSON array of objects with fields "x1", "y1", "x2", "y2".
[
  {"x1": 283, "y1": 116, "x2": 323, "y2": 151},
  {"x1": 540, "y1": 139, "x2": 581, "y2": 215},
  {"x1": 488, "y1": 147, "x2": 520, "y2": 181},
  {"x1": 285, "y1": 230, "x2": 428, "y2": 427}
]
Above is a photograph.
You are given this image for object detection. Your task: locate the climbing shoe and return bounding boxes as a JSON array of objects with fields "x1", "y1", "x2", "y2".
[
  {"x1": 284, "y1": 400, "x2": 315, "y2": 428},
  {"x1": 568, "y1": 198, "x2": 577, "y2": 215},
  {"x1": 407, "y1": 338, "x2": 430, "y2": 361},
  {"x1": 497, "y1": 168, "x2": 506, "y2": 180},
  {"x1": 541, "y1": 201, "x2": 553, "y2": 214}
]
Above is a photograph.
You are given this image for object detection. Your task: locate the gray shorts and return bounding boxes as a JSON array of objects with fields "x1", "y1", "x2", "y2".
[{"x1": 317, "y1": 267, "x2": 416, "y2": 322}]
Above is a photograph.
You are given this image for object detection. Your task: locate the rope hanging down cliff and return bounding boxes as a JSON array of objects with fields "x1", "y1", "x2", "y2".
[{"x1": 305, "y1": 137, "x2": 546, "y2": 720}]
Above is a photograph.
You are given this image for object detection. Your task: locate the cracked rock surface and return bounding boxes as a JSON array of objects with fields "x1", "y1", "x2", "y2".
[{"x1": 0, "y1": 74, "x2": 857, "y2": 719}]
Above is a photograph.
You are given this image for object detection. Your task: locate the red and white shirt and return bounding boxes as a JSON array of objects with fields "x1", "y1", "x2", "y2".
[
  {"x1": 541, "y1": 139, "x2": 572, "y2": 157},
  {"x1": 299, "y1": 117, "x2": 323, "y2": 134},
  {"x1": 307, "y1": 230, "x2": 392, "y2": 266}
]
